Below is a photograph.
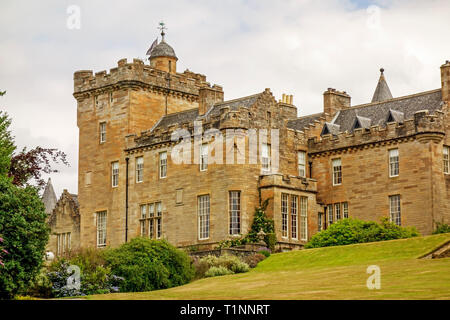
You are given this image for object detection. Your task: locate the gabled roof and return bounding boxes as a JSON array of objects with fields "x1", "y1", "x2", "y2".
[
  {"x1": 387, "y1": 109, "x2": 404, "y2": 123},
  {"x1": 287, "y1": 113, "x2": 324, "y2": 132},
  {"x1": 352, "y1": 115, "x2": 372, "y2": 130},
  {"x1": 206, "y1": 93, "x2": 262, "y2": 117},
  {"x1": 321, "y1": 122, "x2": 341, "y2": 136},
  {"x1": 332, "y1": 89, "x2": 442, "y2": 133},
  {"x1": 372, "y1": 68, "x2": 393, "y2": 103}
]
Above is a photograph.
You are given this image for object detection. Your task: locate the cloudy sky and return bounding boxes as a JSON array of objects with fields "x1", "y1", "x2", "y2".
[{"x1": 1, "y1": 0, "x2": 449, "y2": 196}]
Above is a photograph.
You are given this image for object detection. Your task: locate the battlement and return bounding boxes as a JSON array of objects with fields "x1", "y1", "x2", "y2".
[
  {"x1": 308, "y1": 110, "x2": 446, "y2": 154},
  {"x1": 73, "y1": 58, "x2": 222, "y2": 98}
]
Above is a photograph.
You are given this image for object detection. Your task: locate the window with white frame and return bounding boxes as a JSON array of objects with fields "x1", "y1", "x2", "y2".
[
  {"x1": 200, "y1": 143, "x2": 208, "y2": 171},
  {"x1": 335, "y1": 203, "x2": 341, "y2": 221},
  {"x1": 327, "y1": 204, "x2": 333, "y2": 225},
  {"x1": 332, "y1": 158, "x2": 342, "y2": 185},
  {"x1": 389, "y1": 195, "x2": 401, "y2": 226},
  {"x1": 300, "y1": 197, "x2": 308, "y2": 241},
  {"x1": 198, "y1": 195, "x2": 210, "y2": 240},
  {"x1": 444, "y1": 146, "x2": 449, "y2": 174},
  {"x1": 298, "y1": 151, "x2": 306, "y2": 177},
  {"x1": 140, "y1": 204, "x2": 147, "y2": 236},
  {"x1": 281, "y1": 193, "x2": 289, "y2": 238},
  {"x1": 159, "y1": 151, "x2": 167, "y2": 178},
  {"x1": 96, "y1": 211, "x2": 107, "y2": 247},
  {"x1": 136, "y1": 156, "x2": 144, "y2": 183},
  {"x1": 99, "y1": 122, "x2": 106, "y2": 143},
  {"x1": 291, "y1": 195, "x2": 298, "y2": 239},
  {"x1": 156, "y1": 202, "x2": 162, "y2": 239},
  {"x1": 389, "y1": 149, "x2": 399, "y2": 177},
  {"x1": 261, "y1": 143, "x2": 271, "y2": 172},
  {"x1": 111, "y1": 161, "x2": 119, "y2": 187},
  {"x1": 343, "y1": 202, "x2": 349, "y2": 219},
  {"x1": 149, "y1": 203, "x2": 155, "y2": 239},
  {"x1": 140, "y1": 202, "x2": 162, "y2": 239},
  {"x1": 229, "y1": 191, "x2": 241, "y2": 235}
]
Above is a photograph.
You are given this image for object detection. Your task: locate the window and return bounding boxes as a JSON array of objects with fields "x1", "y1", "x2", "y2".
[
  {"x1": 389, "y1": 149, "x2": 399, "y2": 177},
  {"x1": 111, "y1": 161, "x2": 119, "y2": 187},
  {"x1": 261, "y1": 143, "x2": 271, "y2": 172},
  {"x1": 95, "y1": 95, "x2": 99, "y2": 108},
  {"x1": 110, "y1": 92, "x2": 113, "y2": 103},
  {"x1": 176, "y1": 189, "x2": 183, "y2": 204},
  {"x1": 140, "y1": 204, "x2": 147, "y2": 236},
  {"x1": 298, "y1": 151, "x2": 306, "y2": 177},
  {"x1": 229, "y1": 191, "x2": 241, "y2": 235},
  {"x1": 149, "y1": 203, "x2": 155, "y2": 239},
  {"x1": 291, "y1": 195, "x2": 298, "y2": 239},
  {"x1": 96, "y1": 211, "x2": 107, "y2": 247},
  {"x1": 136, "y1": 156, "x2": 144, "y2": 183},
  {"x1": 343, "y1": 202, "x2": 349, "y2": 218},
  {"x1": 444, "y1": 146, "x2": 449, "y2": 174},
  {"x1": 389, "y1": 195, "x2": 401, "y2": 226},
  {"x1": 300, "y1": 197, "x2": 308, "y2": 241},
  {"x1": 198, "y1": 195, "x2": 210, "y2": 240},
  {"x1": 327, "y1": 204, "x2": 333, "y2": 225},
  {"x1": 335, "y1": 203, "x2": 341, "y2": 220},
  {"x1": 332, "y1": 158, "x2": 342, "y2": 185},
  {"x1": 318, "y1": 213, "x2": 323, "y2": 232},
  {"x1": 159, "y1": 152, "x2": 167, "y2": 178},
  {"x1": 99, "y1": 122, "x2": 106, "y2": 143},
  {"x1": 56, "y1": 232, "x2": 71, "y2": 256},
  {"x1": 281, "y1": 193, "x2": 289, "y2": 238},
  {"x1": 140, "y1": 202, "x2": 162, "y2": 239},
  {"x1": 200, "y1": 143, "x2": 208, "y2": 171}
]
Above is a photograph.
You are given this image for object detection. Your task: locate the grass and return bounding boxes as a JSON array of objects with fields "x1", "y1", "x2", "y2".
[{"x1": 86, "y1": 233, "x2": 450, "y2": 300}]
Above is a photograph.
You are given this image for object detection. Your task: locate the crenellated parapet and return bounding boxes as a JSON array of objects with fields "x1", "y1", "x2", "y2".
[
  {"x1": 73, "y1": 58, "x2": 221, "y2": 101},
  {"x1": 308, "y1": 110, "x2": 445, "y2": 155}
]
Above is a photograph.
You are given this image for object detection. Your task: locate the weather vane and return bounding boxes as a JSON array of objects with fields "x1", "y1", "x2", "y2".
[{"x1": 158, "y1": 21, "x2": 167, "y2": 40}]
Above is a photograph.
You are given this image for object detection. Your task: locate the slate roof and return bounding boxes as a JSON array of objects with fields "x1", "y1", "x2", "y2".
[
  {"x1": 150, "y1": 93, "x2": 262, "y2": 132},
  {"x1": 287, "y1": 113, "x2": 324, "y2": 132},
  {"x1": 372, "y1": 69, "x2": 393, "y2": 102},
  {"x1": 150, "y1": 40, "x2": 177, "y2": 60},
  {"x1": 332, "y1": 89, "x2": 442, "y2": 133},
  {"x1": 206, "y1": 93, "x2": 261, "y2": 117},
  {"x1": 42, "y1": 178, "x2": 57, "y2": 215}
]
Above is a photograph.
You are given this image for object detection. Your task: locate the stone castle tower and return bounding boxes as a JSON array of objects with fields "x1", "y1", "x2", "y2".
[{"x1": 74, "y1": 27, "x2": 224, "y2": 248}]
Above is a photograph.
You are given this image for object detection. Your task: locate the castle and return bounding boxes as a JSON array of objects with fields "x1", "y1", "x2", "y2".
[{"x1": 43, "y1": 27, "x2": 450, "y2": 255}]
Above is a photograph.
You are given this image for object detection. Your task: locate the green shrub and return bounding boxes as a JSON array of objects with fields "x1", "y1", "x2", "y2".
[
  {"x1": 103, "y1": 237, "x2": 194, "y2": 293},
  {"x1": 243, "y1": 253, "x2": 266, "y2": 268},
  {"x1": 433, "y1": 222, "x2": 450, "y2": 234},
  {"x1": 195, "y1": 254, "x2": 250, "y2": 277},
  {"x1": 0, "y1": 175, "x2": 50, "y2": 299},
  {"x1": 305, "y1": 218, "x2": 419, "y2": 249},
  {"x1": 204, "y1": 266, "x2": 233, "y2": 277},
  {"x1": 42, "y1": 248, "x2": 123, "y2": 297},
  {"x1": 257, "y1": 249, "x2": 271, "y2": 258}
]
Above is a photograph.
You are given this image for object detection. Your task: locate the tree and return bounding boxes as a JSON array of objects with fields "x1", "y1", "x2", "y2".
[
  {"x1": 0, "y1": 92, "x2": 65, "y2": 298},
  {"x1": 9, "y1": 147, "x2": 69, "y2": 189}
]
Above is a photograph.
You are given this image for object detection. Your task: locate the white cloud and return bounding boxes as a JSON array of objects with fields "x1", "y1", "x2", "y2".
[{"x1": 1, "y1": 0, "x2": 449, "y2": 195}]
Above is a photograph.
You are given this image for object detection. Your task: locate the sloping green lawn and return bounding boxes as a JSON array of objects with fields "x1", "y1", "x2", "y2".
[{"x1": 86, "y1": 233, "x2": 450, "y2": 300}]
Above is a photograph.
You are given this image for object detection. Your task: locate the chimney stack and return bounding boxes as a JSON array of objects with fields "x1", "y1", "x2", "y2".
[
  {"x1": 323, "y1": 88, "x2": 351, "y2": 117},
  {"x1": 198, "y1": 85, "x2": 224, "y2": 115},
  {"x1": 441, "y1": 60, "x2": 450, "y2": 102}
]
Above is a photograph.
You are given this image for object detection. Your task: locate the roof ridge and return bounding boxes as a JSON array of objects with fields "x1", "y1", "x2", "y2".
[
  {"x1": 348, "y1": 88, "x2": 441, "y2": 111},
  {"x1": 162, "y1": 108, "x2": 198, "y2": 117},
  {"x1": 289, "y1": 112, "x2": 324, "y2": 121},
  {"x1": 214, "y1": 92, "x2": 262, "y2": 106}
]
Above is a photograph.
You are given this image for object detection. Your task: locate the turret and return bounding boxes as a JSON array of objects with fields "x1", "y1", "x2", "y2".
[{"x1": 148, "y1": 22, "x2": 178, "y2": 74}]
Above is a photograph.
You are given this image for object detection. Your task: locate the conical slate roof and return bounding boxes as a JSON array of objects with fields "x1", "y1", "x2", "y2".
[
  {"x1": 42, "y1": 178, "x2": 57, "y2": 215},
  {"x1": 150, "y1": 40, "x2": 177, "y2": 60},
  {"x1": 371, "y1": 68, "x2": 393, "y2": 102}
]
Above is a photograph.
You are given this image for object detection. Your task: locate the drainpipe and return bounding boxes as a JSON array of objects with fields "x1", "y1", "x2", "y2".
[
  {"x1": 125, "y1": 157, "x2": 129, "y2": 242},
  {"x1": 308, "y1": 160, "x2": 313, "y2": 178}
]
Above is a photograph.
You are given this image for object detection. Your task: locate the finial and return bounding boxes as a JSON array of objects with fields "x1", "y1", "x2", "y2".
[
  {"x1": 158, "y1": 21, "x2": 167, "y2": 41},
  {"x1": 380, "y1": 68, "x2": 384, "y2": 74}
]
